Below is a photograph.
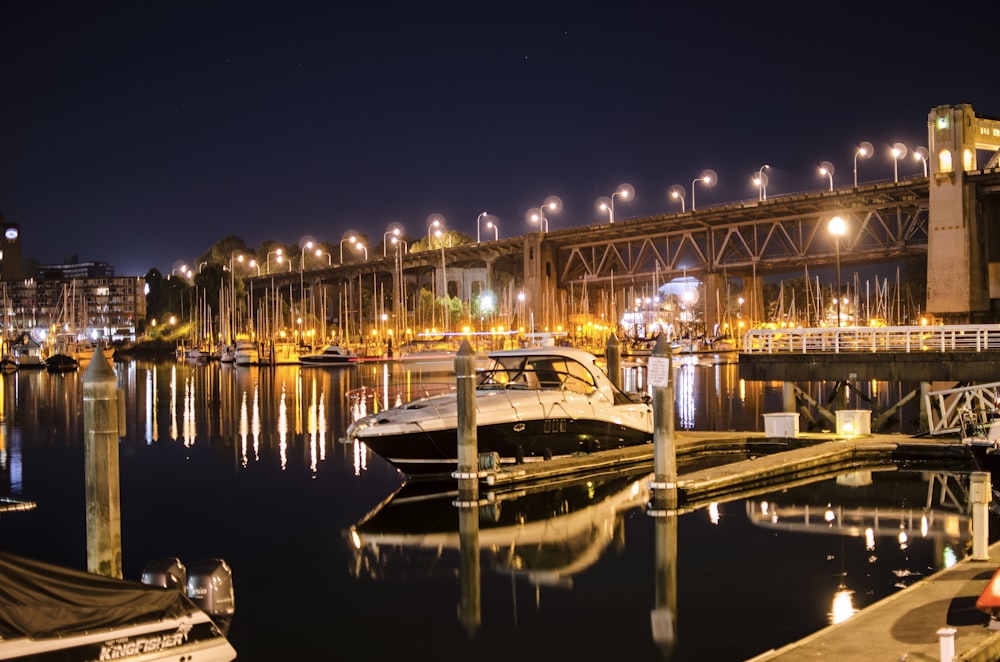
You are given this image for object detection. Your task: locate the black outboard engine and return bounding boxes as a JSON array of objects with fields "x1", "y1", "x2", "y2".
[
  {"x1": 141, "y1": 557, "x2": 187, "y2": 591},
  {"x1": 186, "y1": 558, "x2": 236, "y2": 634}
]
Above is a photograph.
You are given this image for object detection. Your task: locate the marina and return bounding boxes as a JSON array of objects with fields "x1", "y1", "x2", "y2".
[{"x1": 4, "y1": 355, "x2": 1000, "y2": 660}]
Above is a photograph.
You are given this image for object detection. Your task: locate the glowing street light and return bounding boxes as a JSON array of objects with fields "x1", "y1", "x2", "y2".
[
  {"x1": 914, "y1": 146, "x2": 929, "y2": 177},
  {"x1": 819, "y1": 161, "x2": 835, "y2": 191},
  {"x1": 853, "y1": 142, "x2": 873, "y2": 187},
  {"x1": 266, "y1": 248, "x2": 284, "y2": 274},
  {"x1": 828, "y1": 215, "x2": 847, "y2": 326},
  {"x1": 528, "y1": 195, "x2": 561, "y2": 233},
  {"x1": 427, "y1": 214, "x2": 444, "y2": 247},
  {"x1": 339, "y1": 235, "x2": 357, "y2": 264},
  {"x1": 891, "y1": 143, "x2": 908, "y2": 183},
  {"x1": 754, "y1": 165, "x2": 770, "y2": 201},
  {"x1": 313, "y1": 248, "x2": 331, "y2": 265},
  {"x1": 383, "y1": 226, "x2": 402, "y2": 257},
  {"x1": 485, "y1": 219, "x2": 499, "y2": 241},
  {"x1": 355, "y1": 241, "x2": 368, "y2": 261},
  {"x1": 668, "y1": 185, "x2": 686, "y2": 212},
  {"x1": 691, "y1": 169, "x2": 717, "y2": 211},
  {"x1": 597, "y1": 183, "x2": 634, "y2": 224},
  {"x1": 476, "y1": 211, "x2": 489, "y2": 243}
]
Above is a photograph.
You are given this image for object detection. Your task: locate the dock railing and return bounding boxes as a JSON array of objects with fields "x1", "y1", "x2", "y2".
[
  {"x1": 743, "y1": 324, "x2": 1000, "y2": 354},
  {"x1": 924, "y1": 381, "x2": 1000, "y2": 436}
]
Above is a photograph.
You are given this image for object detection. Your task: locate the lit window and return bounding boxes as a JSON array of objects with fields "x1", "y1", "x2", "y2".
[{"x1": 938, "y1": 149, "x2": 953, "y2": 174}]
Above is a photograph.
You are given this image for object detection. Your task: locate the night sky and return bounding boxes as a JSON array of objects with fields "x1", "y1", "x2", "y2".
[{"x1": 2, "y1": 2, "x2": 998, "y2": 277}]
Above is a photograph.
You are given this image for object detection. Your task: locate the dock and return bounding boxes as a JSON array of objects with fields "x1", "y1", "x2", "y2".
[{"x1": 475, "y1": 430, "x2": 1000, "y2": 659}]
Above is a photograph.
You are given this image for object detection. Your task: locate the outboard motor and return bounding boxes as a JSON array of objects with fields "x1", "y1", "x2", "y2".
[
  {"x1": 141, "y1": 557, "x2": 187, "y2": 591},
  {"x1": 186, "y1": 558, "x2": 236, "y2": 634}
]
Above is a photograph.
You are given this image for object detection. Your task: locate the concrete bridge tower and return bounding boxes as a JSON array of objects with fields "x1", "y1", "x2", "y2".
[{"x1": 926, "y1": 104, "x2": 1000, "y2": 322}]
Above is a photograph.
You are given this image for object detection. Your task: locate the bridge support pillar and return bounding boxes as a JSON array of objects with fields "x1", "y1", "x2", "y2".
[
  {"x1": 702, "y1": 272, "x2": 723, "y2": 337},
  {"x1": 783, "y1": 381, "x2": 796, "y2": 414},
  {"x1": 919, "y1": 381, "x2": 931, "y2": 434}
]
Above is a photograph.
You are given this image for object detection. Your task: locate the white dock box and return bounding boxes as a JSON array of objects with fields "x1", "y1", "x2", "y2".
[
  {"x1": 763, "y1": 412, "x2": 799, "y2": 438},
  {"x1": 835, "y1": 410, "x2": 871, "y2": 435}
]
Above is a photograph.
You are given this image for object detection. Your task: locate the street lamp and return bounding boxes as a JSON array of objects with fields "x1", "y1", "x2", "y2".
[
  {"x1": 691, "y1": 169, "x2": 717, "y2": 211},
  {"x1": 597, "y1": 183, "x2": 634, "y2": 224},
  {"x1": 853, "y1": 142, "x2": 873, "y2": 187},
  {"x1": 819, "y1": 161, "x2": 835, "y2": 191},
  {"x1": 427, "y1": 214, "x2": 444, "y2": 247},
  {"x1": 891, "y1": 143, "x2": 908, "y2": 183},
  {"x1": 914, "y1": 146, "x2": 929, "y2": 177},
  {"x1": 528, "y1": 195, "x2": 561, "y2": 233},
  {"x1": 828, "y1": 216, "x2": 847, "y2": 327},
  {"x1": 476, "y1": 211, "x2": 489, "y2": 243},
  {"x1": 486, "y1": 219, "x2": 499, "y2": 241},
  {"x1": 339, "y1": 234, "x2": 357, "y2": 263},
  {"x1": 668, "y1": 185, "x2": 686, "y2": 212},
  {"x1": 355, "y1": 241, "x2": 368, "y2": 261},
  {"x1": 754, "y1": 165, "x2": 770, "y2": 201},
  {"x1": 314, "y1": 248, "x2": 332, "y2": 265},
  {"x1": 383, "y1": 227, "x2": 402, "y2": 257},
  {"x1": 266, "y1": 248, "x2": 284, "y2": 274}
]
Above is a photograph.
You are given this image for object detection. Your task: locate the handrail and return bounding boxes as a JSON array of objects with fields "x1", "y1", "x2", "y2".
[{"x1": 742, "y1": 325, "x2": 1000, "y2": 354}]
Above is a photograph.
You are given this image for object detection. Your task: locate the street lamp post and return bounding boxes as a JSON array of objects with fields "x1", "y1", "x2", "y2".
[
  {"x1": 668, "y1": 185, "x2": 686, "y2": 212},
  {"x1": 383, "y1": 228, "x2": 401, "y2": 257},
  {"x1": 476, "y1": 211, "x2": 489, "y2": 243},
  {"x1": 427, "y1": 214, "x2": 444, "y2": 248},
  {"x1": 339, "y1": 235, "x2": 357, "y2": 263},
  {"x1": 819, "y1": 162, "x2": 835, "y2": 191},
  {"x1": 355, "y1": 241, "x2": 368, "y2": 261},
  {"x1": 314, "y1": 248, "x2": 332, "y2": 265},
  {"x1": 486, "y1": 220, "x2": 499, "y2": 241},
  {"x1": 914, "y1": 146, "x2": 929, "y2": 176},
  {"x1": 597, "y1": 183, "x2": 633, "y2": 224},
  {"x1": 853, "y1": 142, "x2": 873, "y2": 187},
  {"x1": 891, "y1": 143, "x2": 908, "y2": 183},
  {"x1": 528, "y1": 196, "x2": 561, "y2": 233},
  {"x1": 266, "y1": 248, "x2": 284, "y2": 274},
  {"x1": 436, "y1": 230, "x2": 451, "y2": 333},
  {"x1": 754, "y1": 165, "x2": 770, "y2": 200},
  {"x1": 690, "y1": 170, "x2": 717, "y2": 211},
  {"x1": 828, "y1": 216, "x2": 847, "y2": 327}
]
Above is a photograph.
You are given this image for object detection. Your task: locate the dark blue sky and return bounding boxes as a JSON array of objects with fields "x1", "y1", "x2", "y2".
[{"x1": 2, "y1": 2, "x2": 998, "y2": 276}]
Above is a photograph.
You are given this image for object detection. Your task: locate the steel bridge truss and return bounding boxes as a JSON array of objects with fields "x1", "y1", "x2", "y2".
[{"x1": 553, "y1": 180, "x2": 929, "y2": 287}]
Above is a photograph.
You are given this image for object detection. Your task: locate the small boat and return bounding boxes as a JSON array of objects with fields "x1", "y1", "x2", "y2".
[
  {"x1": 346, "y1": 346, "x2": 653, "y2": 479},
  {"x1": 233, "y1": 337, "x2": 259, "y2": 366},
  {"x1": 0, "y1": 552, "x2": 236, "y2": 661},
  {"x1": 300, "y1": 344, "x2": 356, "y2": 366}
]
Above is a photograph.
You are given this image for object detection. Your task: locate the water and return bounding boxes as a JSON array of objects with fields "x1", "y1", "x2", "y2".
[{"x1": 0, "y1": 355, "x2": 993, "y2": 661}]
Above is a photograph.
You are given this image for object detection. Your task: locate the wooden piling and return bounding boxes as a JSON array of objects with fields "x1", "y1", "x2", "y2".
[
  {"x1": 453, "y1": 339, "x2": 478, "y2": 479},
  {"x1": 83, "y1": 346, "x2": 122, "y2": 578},
  {"x1": 649, "y1": 334, "x2": 677, "y2": 510},
  {"x1": 605, "y1": 333, "x2": 622, "y2": 390}
]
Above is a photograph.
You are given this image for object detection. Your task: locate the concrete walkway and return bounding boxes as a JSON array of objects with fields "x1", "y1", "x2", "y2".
[{"x1": 750, "y1": 541, "x2": 1000, "y2": 661}]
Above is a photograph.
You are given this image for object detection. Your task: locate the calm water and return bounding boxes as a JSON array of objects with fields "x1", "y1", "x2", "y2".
[{"x1": 1, "y1": 355, "x2": 994, "y2": 661}]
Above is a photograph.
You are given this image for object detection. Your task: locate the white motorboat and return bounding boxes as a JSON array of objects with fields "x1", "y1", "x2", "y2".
[
  {"x1": 345, "y1": 346, "x2": 653, "y2": 479},
  {"x1": 0, "y1": 552, "x2": 236, "y2": 661},
  {"x1": 233, "y1": 337, "x2": 259, "y2": 366},
  {"x1": 300, "y1": 344, "x2": 356, "y2": 366}
]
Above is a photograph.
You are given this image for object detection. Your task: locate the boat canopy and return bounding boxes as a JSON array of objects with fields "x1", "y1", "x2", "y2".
[{"x1": 0, "y1": 551, "x2": 194, "y2": 639}]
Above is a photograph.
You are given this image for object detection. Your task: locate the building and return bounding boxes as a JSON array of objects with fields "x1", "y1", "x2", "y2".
[{"x1": 4, "y1": 275, "x2": 146, "y2": 343}]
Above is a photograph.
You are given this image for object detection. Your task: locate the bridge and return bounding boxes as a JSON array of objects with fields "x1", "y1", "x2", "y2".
[{"x1": 249, "y1": 103, "x2": 1000, "y2": 342}]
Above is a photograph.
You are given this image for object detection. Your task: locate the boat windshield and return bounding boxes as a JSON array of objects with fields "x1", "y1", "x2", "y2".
[{"x1": 476, "y1": 355, "x2": 597, "y2": 394}]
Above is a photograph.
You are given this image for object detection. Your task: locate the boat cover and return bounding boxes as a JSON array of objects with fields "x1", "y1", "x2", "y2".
[{"x1": 0, "y1": 551, "x2": 194, "y2": 639}]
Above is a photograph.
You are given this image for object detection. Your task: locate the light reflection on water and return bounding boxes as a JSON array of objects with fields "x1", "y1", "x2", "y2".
[{"x1": 0, "y1": 357, "x2": 979, "y2": 662}]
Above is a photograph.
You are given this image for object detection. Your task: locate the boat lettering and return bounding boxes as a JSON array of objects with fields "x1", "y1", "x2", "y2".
[
  {"x1": 543, "y1": 419, "x2": 567, "y2": 433},
  {"x1": 99, "y1": 623, "x2": 191, "y2": 659}
]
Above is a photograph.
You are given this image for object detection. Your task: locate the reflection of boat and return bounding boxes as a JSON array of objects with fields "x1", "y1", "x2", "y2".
[
  {"x1": 300, "y1": 344, "x2": 356, "y2": 366},
  {"x1": 346, "y1": 346, "x2": 653, "y2": 479},
  {"x1": 0, "y1": 552, "x2": 236, "y2": 661},
  {"x1": 347, "y1": 468, "x2": 652, "y2": 586}
]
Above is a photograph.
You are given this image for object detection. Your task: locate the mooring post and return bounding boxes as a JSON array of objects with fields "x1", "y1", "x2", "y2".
[
  {"x1": 648, "y1": 334, "x2": 677, "y2": 510},
  {"x1": 453, "y1": 338, "x2": 478, "y2": 480},
  {"x1": 83, "y1": 346, "x2": 123, "y2": 578},
  {"x1": 971, "y1": 472, "x2": 991, "y2": 561},
  {"x1": 605, "y1": 332, "x2": 622, "y2": 390}
]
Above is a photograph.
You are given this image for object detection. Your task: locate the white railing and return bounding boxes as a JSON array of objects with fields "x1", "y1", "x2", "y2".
[
  {"x1": 742, "y1": 325, "x2": 1000, "y2": 354},
  {"x1": 924, "y1": 381, "x2": 1000, "y2": 436}
]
